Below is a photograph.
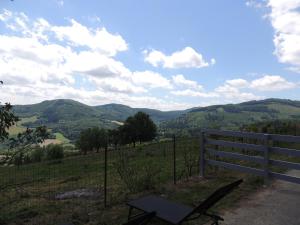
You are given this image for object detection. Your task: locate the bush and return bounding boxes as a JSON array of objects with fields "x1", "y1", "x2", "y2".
[
  {"x1": 46, "y1": 144, "x2": 64, "y2": 160},
  {"x1": 30, "y1": 147, "x2": 44, "y2": 162},
  {"x1": 13, "y1": 152, "x2": 23, "y2": 166},
  {"x1": 114, "y1": 150, "x2": 160, "y2": 193}
]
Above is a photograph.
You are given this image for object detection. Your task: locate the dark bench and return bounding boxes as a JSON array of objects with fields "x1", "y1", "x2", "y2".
[{"x1": 126, "y1": 179, "x2": 243, "y2": 225}]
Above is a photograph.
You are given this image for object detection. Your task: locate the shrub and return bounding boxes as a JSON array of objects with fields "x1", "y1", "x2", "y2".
[
  {"x1": 114, "y1": 150, "x2": 160, "y2": 193},
  {"x1": 30, "y1": 147, "x2": 44, "y2": 162},
  {"x1": 13, "y1": 152, "x2": 23, "y2": 166},
  {"x1": 46, "y1": 144, "x2": 64, "y2": 160}
]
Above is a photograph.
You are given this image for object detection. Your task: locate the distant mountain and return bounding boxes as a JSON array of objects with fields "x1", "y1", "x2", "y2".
[
  {"x1": 160, "y1": 98, "x2": 300, "y2": 135},
  {"x1": 12, "y1": 98, "x2": 300, "y2": 140},
  {"x1": 12, "y1": 99, "x2": 187, "y2": 140},
  {"x1": 95, "y1": 103, "x2": 185, "y2": 122}
]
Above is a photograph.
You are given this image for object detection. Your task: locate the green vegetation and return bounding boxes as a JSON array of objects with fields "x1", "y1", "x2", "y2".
[
  {"x1": 0, "y1": 101, "x2": 19, "y2": 140},
  {"x1": 10, "y1": 98, "x2": 300, "y2": 141},
  {"x1": 76, "y1": 112, "x2": 157, "y2": 153},
  {"x1": 76, "y1": 127, "x2": 108, "y2": 154},
  {"x1": 46, "y1": 144, "x2": 64, "y2": 160},
  {"x1": 2, "y1": 96, "x2": 300, "y2": 224},
  {"x1": 12, "y1": 99, "x2": 185, "y2": 141},
  {"x1": 7, "y1": 116, "x2": 38, "y2": 136},
  {"x1": 0, "y1": 138, "x2": 265, "y2": 225},
  {"x1": 161, "y1": 98, "x2": 300, "y2": 136},
  {"x1": 54, "y1": 132, "x2": 70, "y2": 144}
]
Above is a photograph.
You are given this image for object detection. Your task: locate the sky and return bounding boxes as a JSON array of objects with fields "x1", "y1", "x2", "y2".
[{"x1": 0, "y1": 0, "x2": 300, "y2": 111}]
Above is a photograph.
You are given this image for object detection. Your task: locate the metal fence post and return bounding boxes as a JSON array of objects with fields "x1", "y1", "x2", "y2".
[
  {"x1": 263, "y1": 134, "x2": 270, "y2": 185},
  {"x1": 173, "y1": 135, "x2": 176, "y2": 185},
  {"x1": 199, "y1": 130, "x2": 205, "y2": 178},
  {"x1": 104, "y1": 145, "x2": 108, "y2": 207}
]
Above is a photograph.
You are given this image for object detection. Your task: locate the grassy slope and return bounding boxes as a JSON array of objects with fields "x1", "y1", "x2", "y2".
[
  {"x1": 7, "y1": 116, "x2": 38, "y2": 136},
  {"x1": 161, "y1": 99, "x2": 300, "y2": 133}
]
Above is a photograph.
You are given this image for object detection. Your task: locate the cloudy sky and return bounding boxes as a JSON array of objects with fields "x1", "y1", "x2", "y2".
[{"x1": 0, "y1": 0, "x2": 300, "y2": 110}]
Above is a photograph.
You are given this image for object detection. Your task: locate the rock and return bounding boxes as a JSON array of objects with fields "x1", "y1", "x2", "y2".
[{"x1": 55, "y1": 189, "x2": 101, "y2": 200}]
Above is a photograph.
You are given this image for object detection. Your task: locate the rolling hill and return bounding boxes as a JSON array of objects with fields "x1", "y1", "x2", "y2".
[
  {"x1": 10, "y1": 98, "x2": 300, "y2": 141},
  {"x1": 160, "y1": 98, "x2": 300, "y2": 135},
  {"x1": 12, "y1": 99, "x2": 187, "y2": 140}
]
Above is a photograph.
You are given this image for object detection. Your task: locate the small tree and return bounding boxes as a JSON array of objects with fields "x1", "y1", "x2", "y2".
[
  {"x1": 108, "y1": 129, "x2": 120, "y2": 149},
  {"x1": 91, "y1": 127, "x2": 107, "y2": 152},
  {"x1": 76, "y1": 128, "x2": 93, "y2": 154}
]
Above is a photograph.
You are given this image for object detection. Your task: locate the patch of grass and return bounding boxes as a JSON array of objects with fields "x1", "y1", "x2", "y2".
[
  {"x1": 54, "y1": 133, "x2": 70, "y2": 144},
  {"x1": 7, "y1": 116, "x2": 38, "y2": 136}
]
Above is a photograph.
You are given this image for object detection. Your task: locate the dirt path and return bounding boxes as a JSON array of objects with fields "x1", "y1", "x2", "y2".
[{"x1": 221, "y1": 170, "x2": 300, "y2": 225}]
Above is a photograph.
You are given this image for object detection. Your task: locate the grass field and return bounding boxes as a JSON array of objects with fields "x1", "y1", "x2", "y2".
[
  {"x1": 7, "y1": 116, "x2": 38, "y2": 136},
  {"x1": 6, "y1": 116, "x2": 74, "y2": 149},
  {"x1": 0, "y1": 137, "x2": 270, "y2": 225},
  {"x1": 40, "y1": 132, "x2": 73, "y2": 148}
]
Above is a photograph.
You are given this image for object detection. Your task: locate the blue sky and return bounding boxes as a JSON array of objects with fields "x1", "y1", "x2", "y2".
[{"x1": 0, "y1": 0, "x2": 300, "y2": 110}]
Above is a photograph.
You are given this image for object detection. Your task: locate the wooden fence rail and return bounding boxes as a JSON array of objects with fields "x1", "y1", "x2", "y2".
[{"x1": 199, "y1": 129, "x2": 300, "y2": 184}]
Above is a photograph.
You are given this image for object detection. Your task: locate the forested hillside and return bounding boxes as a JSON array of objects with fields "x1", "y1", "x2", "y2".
[
  {"x1": 10, "y1": 98, "x2": 300, "y2": 140},
  {"x1": 12, "y1": 99, "x2": 186, "y2": 140},
  {"x1": 160, "y1": 99, "x2": 300, "y2": 136}
]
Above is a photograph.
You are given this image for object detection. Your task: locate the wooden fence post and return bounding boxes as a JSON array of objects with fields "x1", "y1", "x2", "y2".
[
  {"x1": 263, "y1": 134, "x2": 270, "y2": 185},
  {"x1": 173, "y1": 135, "x2": 176, "y2": 185},
  {"x1": 199, "y1": 130, "x2": 205, "y2": 178}
]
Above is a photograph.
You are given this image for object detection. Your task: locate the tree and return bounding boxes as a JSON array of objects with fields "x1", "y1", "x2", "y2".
[
  {"x1": 76, "y1": 127, "x2": 108, "y2": 154},
  {"x1": 108, "y1": 128, "x2": 120, "y2": 149},
  {"x1": 120, "y1": 112, "x2": 157, "y2": 147},
  {"x1": 0, "y1": 83, "x2": 19, "y2": 141},
  {"x1": 0, "y1": 81, "x2": 48, "y2": 164},
  {"x1": 134, "y1": 112, "x2": 157, "y2": 144},
  {"x1": 91, "y1": 127, "x2": 107, "y2": 152},
  {"x1": 121, "y1": 116, "x2": 139, "y2": 147},
  {"x1": 76, "y1": 128, "x2": 93, "y2": 154}
]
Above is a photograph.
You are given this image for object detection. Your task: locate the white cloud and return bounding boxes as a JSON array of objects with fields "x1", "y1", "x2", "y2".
[
  {"x1": 56, "y1": 0, "x2": 64, "y2": 7},
  {"x1": 172, "y1": 74, "x2": 203, "y2": 90},
  {"x1": 267, "y1": 0, "x2": 300, "y2": 71},
  {"x1": 131, "y1": 71, "x2": 172, "y2": 89},
  {"x1": 215, "y1": 84, "x2": 262, "y2": 102},
  {"x1": 225, "y1": 79, "x2": 249, "y2": 88},
  {"x1": 66, "y1": 51, "x2": 131, "y2": 78},
  {"x1": 2, "y1": 9, "x2": 297, "y2": 111},
  {"x1": 144, "y1": 47, "x2": 215, "y2": 69},
  {"x1": 212, "y1": 74, "x2": 297, "y2": 102},
  {"x1": 91, "y1": 77, "x2": 147, "y2": 94},
  {"x1": 52, "y1": 19, "x2": 128, "y2": 56},
  {"x1": 171, "y1": 89, "x2": 218, "y2": 98},
  {"x1": 246, "y1": 0, "x2": 265, "y2": 8},
  {"x1": 250, "y1": 75, "x2": 297, "y2": 91},
  {"x1": 0, "y1": 9, "x2": 193, "y2": 111},
  {"x1": 0, "y1": 9, "x2": 12, "y2": 21}
]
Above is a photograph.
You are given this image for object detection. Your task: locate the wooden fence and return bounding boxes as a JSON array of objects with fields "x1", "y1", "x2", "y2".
[{"x1": 199, "y1": 129, "x2": 300, "y2": 184}]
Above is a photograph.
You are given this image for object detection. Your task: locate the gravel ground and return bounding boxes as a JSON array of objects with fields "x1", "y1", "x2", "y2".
[{"x1": 220, "y1": 170, "x2": 300, "y2": 225}]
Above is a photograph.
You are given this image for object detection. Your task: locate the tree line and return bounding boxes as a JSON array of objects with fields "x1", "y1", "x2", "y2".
[{"x1": 76, "y1": 111, "x2": 157, "y2": 154}]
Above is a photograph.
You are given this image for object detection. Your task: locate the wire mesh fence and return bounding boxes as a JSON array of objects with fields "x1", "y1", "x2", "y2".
[{"x1": 0, "y1": 136, "x2": 200, "y2": 225}]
